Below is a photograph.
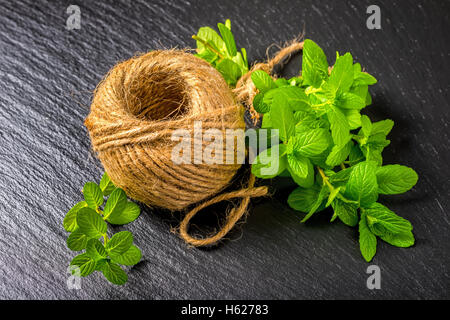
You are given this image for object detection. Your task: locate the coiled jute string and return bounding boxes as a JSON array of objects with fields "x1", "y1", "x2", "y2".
[{"x1": 85, "y1": 41, "x2": 304, "y2": 247}]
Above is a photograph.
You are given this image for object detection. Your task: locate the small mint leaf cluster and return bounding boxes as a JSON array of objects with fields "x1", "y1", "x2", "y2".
[
  {"x1": 193, "y1": 19, "x2": 248, "y2": 86},
  {"x1": 249, "y1": 39, "x2": 418, "y2": 262},
  {"x1": 63, "y1": 173, "x2": 142, "y2": 285}
]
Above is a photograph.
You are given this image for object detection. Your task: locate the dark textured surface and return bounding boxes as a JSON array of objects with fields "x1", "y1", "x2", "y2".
[{"x1": 0, "y1": 0, "x2": 449, "y2": 299}]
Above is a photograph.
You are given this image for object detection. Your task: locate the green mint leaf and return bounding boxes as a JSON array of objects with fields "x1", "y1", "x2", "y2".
[
  {"x1": 287, "y1": 153, "x2": 311, "y2": 179},
  {"x1": 76, "y1": 207, "x2": 107, "y2": 238},
  {"x1": 195, "y1": 50, "x2": 218, "y2": 64},
  {"x1": 251, "y1": 70, "x2": 277, "y2": 93},
  {"x1": 99, "y1": 172, "x2": 116, "y2": 196},
  {"x1": 251, "y1": 144, "x2": 287, "y2": 178},
  {"x1": 264, "y1": 86, "x2": 310, "y2": 113},
  {"x1": 105, "y1": 231, "x2": 133, "y2": 256},
  {"x1": 371, "y1": 119, "x2": 394, "y2": 136},
  {"x1": 329, "y1": 167, "x2": 353, "y2": 185},
  {"x1": 367, "y1": 133, "x2": 390, "y2": 149},
  {"x1": 110, "y1": 245, "x2": 142, "y2": 266},
  {"x1": 287, "y1": 184, "x2": 324, "y2": 213},
  {"x1": 325, "y1": 139, "x2": 353, "y2": 167},
  {"x1": 361, "y1": 145, "x2": 383, "y2": 166},
  {"x1": 359, "y1": 212, "x2": 377, "y2": 262},
  {"x1": 301, "y1": 185, "x2": 329, "y2": 222},
  {"x1": 352, "y1": 63, "x2": 377, "y2": 86},
  {"x1": 294, "y1": 111, "x2": 318, "y2": 127},
  {"x1": 270, "y1": 95, "x2": 295, "y2": 142},
  {"x1": 261, "y1": 115, "x2": 272, "y2": 130},
  {"x1": 217, "y1": 21, "x2": 237, "y2": 57},
  {"x1": 86, "y1": 239, "x2": 108, "y2": 260},
  {"x1": 376, "y1": 164, "x2": 418, "y2": 195},
  {"x1": 344, "y1": 161, "x2": 378, "y2": 207},
  {"x1": 360, "y1": 115, "x2": 372, "y2": 138},
  {"x1": 194, "y1": 21, "x2": 247, "y2": 86},
  {"x1": 308, "y1": 151, "x2": 333, "y2": 170},
  {"x1": 253, "y1": 93, "x2": 269, "y2": 114},
  {"x1": 365, "y1": 91, "x2": 372, "y2": 106},
  {"x1": 348, "y1": 144, "x2": 365, "y2": 166},
  {"x1": 70, "y1": 253, "x2": 96, "y2": 277},
  {"x1": 99, "y1": 261, "x2": 128, "y2": 285},
  {"x1": 94, "y1": 259, "x2": 107, "y2": 271},
  {"x1": 232, "y1": 51, "x2": 247, "y2": 72},
  {"x1": 67, "y1": 229, "x2": 89, "y2": 251},
  {"x1": 63, "y1": 201, "x2": 87, "y2": 232},
  {"x1": 341, "y1": 109, "x2": 362, "y2": 130},
  {"x1": 320, "y1": 80, "x2": 337, "y2": 102},
  {"x1": 302, "y1": 39, "x2": 329, "y2": 88},
  {"x1": 328, "y1": 52, "x2": 354, "y2": 94},
  {"x1": 327, "y1": 107, "x2": 350, "y2": 146},
  {"x1": 241, "y1": 47, "x2": 248, "y2": 66},
  {"x1": 288, "y1": 162, "x2": 315, "y2": 188},
  {"x1": 195, "y1": 27, "x2": 225, "y2": 54},
  {"x1": 364, "y1": 202, "x2": 413, "y2": 236},
  {"x1": 353, "y1": 70, "x2": 377, "y2": 86},
  {"x1": 83, "y1": 182, "x2": 104, "y2": 209},
  {"x1": 275, "y1": 78, "x2": 290, "y2": 87},
  {"x1": 337, "y1": 92, "x2": 366, "y2": 110},
  {"x1": 349, "y1": 84, "x2": 369, "y2": 102},
  {"x1": 216, "y1": 59, "x2": 241, "y2": 86},
  {"x1": 359, "y1": 135, "x2": 390, "y2": 166},
  {"x1": 103, "y1": 188, "x2": 127, "y2": 221},
  {"x1": 332, "y1": 197, "x2": 358, "y2": 227},
  {"x1": 107, "y1": 202, "x2": 141, "y2": 225},
  {"x1": 290, "y1": 128, "x2": 330, "y2": 157},
  {"x1": 289, "y1": 77, "x2": 303, "y2": 86},
  {"x1": 379, "y1": 230, "x2": 415, "y2": 248}
]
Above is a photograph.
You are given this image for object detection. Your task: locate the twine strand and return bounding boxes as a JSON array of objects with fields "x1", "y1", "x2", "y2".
[{"x1": 179, "y1": 173, "x2": 267, "y2": 246}]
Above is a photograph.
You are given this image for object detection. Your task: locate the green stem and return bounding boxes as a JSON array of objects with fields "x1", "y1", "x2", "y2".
[
  {"x1": 311, "y1": 101, "x2": 330, "y2": 108},
  {"x1": 340, "y1": 163, "x2": 346, "y2": 170},
  {"x1": 103, "y1": 234, "x2": 109, "y2": 246},
  {"x1": 98, "y1": 208, "x2": 112, "y2": 222},
  {"x1": 192, "y1": 35, "x2": 225, "y2": 59},
  {"x1": 317, "y1": 166, "x2": 334, "y2": 190},
  {"x1": 103, "y1": 211, "x2": 112, "y2": 221},
  {"x1": 305, "y1": 87, "x2": 323, "y2": 95}
]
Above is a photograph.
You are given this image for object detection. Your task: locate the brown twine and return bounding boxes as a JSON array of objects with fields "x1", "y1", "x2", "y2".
[{"x1": 85, "y1": 41, "x2": 304, "y2": 247}]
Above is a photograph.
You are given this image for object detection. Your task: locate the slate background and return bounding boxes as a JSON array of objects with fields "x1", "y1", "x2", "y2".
[{"x1": 0, "y1": 0, "x2": 449, "y2": 300}]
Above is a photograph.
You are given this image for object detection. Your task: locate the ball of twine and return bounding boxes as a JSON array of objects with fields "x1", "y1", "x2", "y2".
[{"x1": 85, "y1": 42, "x2": 303, "y2": 246}]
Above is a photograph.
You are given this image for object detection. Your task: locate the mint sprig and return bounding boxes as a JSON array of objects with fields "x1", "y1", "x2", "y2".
[
  {"x1": 193, "y1": 19, "x2": 248, "y2": 86},
  {"x1": 193, "y1": 23, "x2": 419, "y2": 262},
  {"x1": 63, "y1": 172, "x2": 142, "y2": 285}
]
